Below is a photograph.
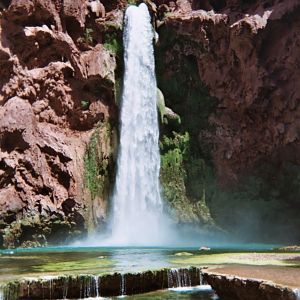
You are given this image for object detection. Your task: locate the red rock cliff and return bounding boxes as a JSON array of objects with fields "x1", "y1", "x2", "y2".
[
  {"x1": 0, "y1": 0, "x2": 124, "y2": 248},
  {"x1": 158, "y1": 0, "x2": 300, "y2": 183}
]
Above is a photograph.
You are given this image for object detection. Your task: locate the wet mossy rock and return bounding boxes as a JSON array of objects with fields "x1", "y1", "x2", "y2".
[
  {"x1": 157, "y1": 88, "x2": 181, "y2": 124},
  {"x1": 157, "y1": 87, "x2": 166, "y2": 122},
  {"x1": 160, "y1": 132, "x2": 215, "y2": 226},
  {"x1": 0, "y1": 267, "x2": 203, "y2": 300},
  {"x1": 83, "y1": 122, "x2": 117, "y2": 232},
  {"x1": 156, "y1": 21, "x2": 300, "y2": 243},
  {"x1": 1, "y1": 211, "x2": 86, "y2": 249},
  {"x1": 1, "y1": 267, "x2": 298, "y2": 300},
  {"x1": 156, "y1": 26, "x2": 217, "y2": 228}
]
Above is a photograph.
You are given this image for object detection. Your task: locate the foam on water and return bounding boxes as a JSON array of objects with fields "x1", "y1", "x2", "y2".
[
  {"x1": 0, "y1": 287, "x2": 3, "y2": 300},
  {"x1": 294, "y1": 289, "x2": 300, "y2": 300},
  {"x1": 169, "y1": 285, "x2": 213, "y2": 292}
]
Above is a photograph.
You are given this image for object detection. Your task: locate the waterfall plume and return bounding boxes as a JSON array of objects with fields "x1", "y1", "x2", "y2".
[{"x1": 108, "y1": 3, "x2": 171, "y2": 245}]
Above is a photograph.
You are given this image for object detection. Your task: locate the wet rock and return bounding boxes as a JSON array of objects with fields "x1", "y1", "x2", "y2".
[
  {"x1": 81, "y1": 44, "x2": 116, "y2": 84},
  {"x1": 3, "y1": 267, "x2": 203, "y2": 299},
  {"x1": 88, "y1": 0, "x2": 106, "y2": 18},
  {"x1": 278, "y1": 246, "x2": 300, "y2": 252},
  {"x1": 7, "y1": 0, "x2": 63, "y2": 30},
  {"x1": 63, "y1": 0, "x2": 88, "y2": 29},
  {"x1": 203, "y1": 271, "x2": 298, "y2": 300}
]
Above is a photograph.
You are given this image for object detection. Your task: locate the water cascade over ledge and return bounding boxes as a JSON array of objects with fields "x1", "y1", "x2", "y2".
[
  {"x1": 0, "y1": 268, "x2": 205, "y2": 300},
  {"x1": 108, "y1": 3, "x2": 170, "y2": 245}
]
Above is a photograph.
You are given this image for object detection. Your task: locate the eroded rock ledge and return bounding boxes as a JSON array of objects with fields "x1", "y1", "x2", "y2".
[
  {"x1": 0, "y1": 267, "x2": 203, "y2": 299},
  {"x1": 203, "y1": 270, "x2": 299, "y2": 300},
  {"x1": 1, "y1": 266, "x2": 299, "y2": 300}
]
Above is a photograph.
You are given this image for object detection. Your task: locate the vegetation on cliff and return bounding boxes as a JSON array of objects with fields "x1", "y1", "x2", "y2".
[
  {"x1": 156, "y1": 27, "x2": 217, "y2": 227},
  {"x1": 156, "y1": 19, "x2": 300, "y2": 243},
  {"x1": 83, "y1": 122, "x2": 116, "y2": 232}
]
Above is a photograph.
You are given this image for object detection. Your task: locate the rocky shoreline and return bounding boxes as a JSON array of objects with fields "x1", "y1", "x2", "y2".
[{"x1": 203, "y1": 270, "x2": 300, "y2": 300}]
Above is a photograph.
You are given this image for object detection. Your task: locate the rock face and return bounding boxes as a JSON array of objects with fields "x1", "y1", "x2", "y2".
[
  {"x1": 0, "y1": 0, "x2": 121, "y2": 248},
  {"x1": 160, "y1": 0, "x2": 300, "y2": 183},
  {"x1": 155, "y1": 0, "x2": 300, "y2": 242}
]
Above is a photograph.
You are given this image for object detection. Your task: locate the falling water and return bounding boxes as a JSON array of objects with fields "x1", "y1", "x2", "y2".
[
  {"x1": 199, "y1": 270, "x2": 204, "y2": 286},
  {"x1": 167, "y1": 269, "x2": 192, "y2": 288},
  {"x1": 120, "y1": 274, "x2": 126, "y2": 296},
  {"x1": 109, "y1": 3, "x2": 168, "y2": 245},
  {"x1": 294, "y1": 289, "x2": 300, "y2": 300},
  {"x1": 62, "y1": 277, "x2": 69, "y2": 299},
  {"x1": 49, "y1": 278, "x2": 53, "y2": 299},
  {"x1": 93, "y1": 276, "x2": 100, "y2": 298}
]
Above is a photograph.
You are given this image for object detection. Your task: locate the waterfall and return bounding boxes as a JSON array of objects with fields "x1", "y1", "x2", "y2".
[
  {"x1": 49, "y1": 277, "x2": 53, "y2": 299},
  {"x1": 62, "y1": 277, "x2": 69, "y2": 299},
  {"x1": 93, "y1": 276, "x2": 100, "y2": 298},
  {"x1": 167, "y1": 268, "x2": 192, "y2": 288},
  {"x1": 294, "y1": 289, "x2": 300, "y2": 300},
  {"x1": 109, "y1": 3, "x2": 168, "y2": 245},
  {"x1": 120, "y1": 274, "x2": 126, "y2": 296}
]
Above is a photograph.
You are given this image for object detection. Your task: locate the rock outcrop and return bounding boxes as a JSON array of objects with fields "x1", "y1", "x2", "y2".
[
  {"x1": 155, "y1": 0, "x2": 300, "y2": 242},
  {"x1": 0, "y1": 0, "x2": 121, "y2": 248},
  {"x1": 203, "y1": 270, "x2": 299, "y2": 300},
  {"x1": 159, "y1": 0, "x2": 300, "y2": 183}
]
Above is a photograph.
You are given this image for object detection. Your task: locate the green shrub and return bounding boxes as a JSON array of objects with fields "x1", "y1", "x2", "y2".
[
  {"x1": 160, "y1": 132, "x2": 214, "y2": 224},
  {"x1": 127, "y1": 0, "x2": 138, "y2": 5},
  {"x1": 84, "y1": 123, "x2": 112, "y2": 199},
  {"x1": 81, "y1": 100, "x2": 90, "y2": 110},
  {"x1": 103, "y1": 32, "x2": 122, "y2": 55},
  {"x1": 84, "y1": 28, "x2": 93, "y2": 45}
]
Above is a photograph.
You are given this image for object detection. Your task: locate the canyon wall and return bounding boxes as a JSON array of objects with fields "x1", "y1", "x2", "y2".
[
  {"x1": 161, "y1": 0, "x2": 300, "y2": 183},
  {"x1": 156, "y1": 0, "x2": 300, "y2": 242},
  {"x1": 0, "y1": 0, "x2": 123, "y2": 248}
]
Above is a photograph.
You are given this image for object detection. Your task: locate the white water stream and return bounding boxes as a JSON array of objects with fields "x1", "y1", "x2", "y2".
[
  {"x1": 294, "y1": 289, "x2": 300, "y2": 300},
  {"x1": 108, "y1": 3, "x2": 169, "y2": 245}
]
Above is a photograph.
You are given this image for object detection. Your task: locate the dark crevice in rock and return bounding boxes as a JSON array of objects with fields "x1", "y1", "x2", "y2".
[
  {"x1": 38, "y1": 186, "x2": 52, "y2": 196},
  {"x1": 0, "y1": 131, "x2": 30, "y2": 153},
  {"x1": 18, "y1": 159, "x2": 39, "y2": 179},
  {"x1": 61, "y1": 198, "x2": 76, "y2": 216},
  {"x1": 0, "y1": 0, "x2": 11, "y2": 9},
  {"x1": 39, "y1": 145, "x2": 72, "y2": 163},
  {"x1": 101, "y1": 0, "x2": 124, "y2": 13},
  {"x1": 1, "y1": 211, "x2": 16, "y2": 224},
  {"x1": 64, "y1": 16, "x2": 82, "y2": 41},
  {"x1": 0, "y1": 161, "x2": 14, "y2": 188},
  {"x1": 209, "y1": 0, "x2": 227, "y2": 11}
]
